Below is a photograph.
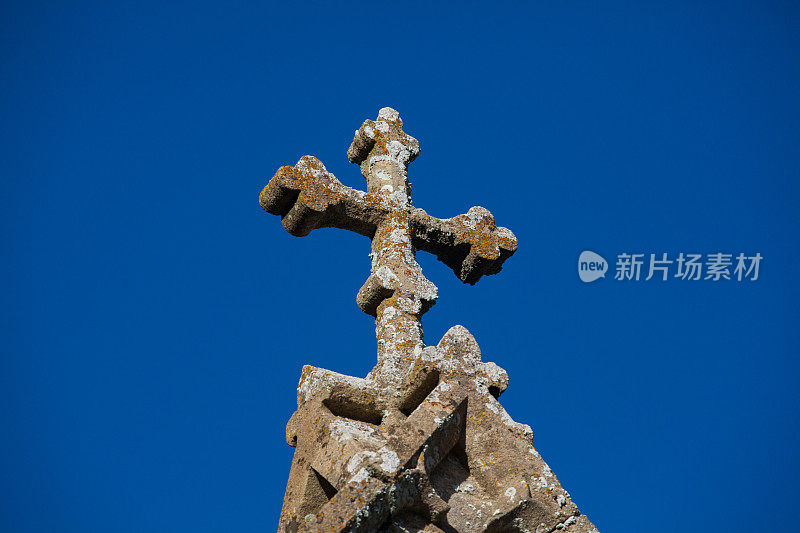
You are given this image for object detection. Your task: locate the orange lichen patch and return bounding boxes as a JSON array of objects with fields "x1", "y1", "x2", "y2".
[
  {"x1": 470, "y1": 412, "x2": 486, "y2": 424},
  {"x1": 347, "y1": 109, "x2": 420, "y2": 170},
  {"x1": 260, "y1": 160, "x2": 335, "y2": 213},
  {"x1": 298, "y1": 365, "x2": 315, "y2": 387},
  {"x1": 452, "y1": 208, "x2": 503, "y2": 259}
]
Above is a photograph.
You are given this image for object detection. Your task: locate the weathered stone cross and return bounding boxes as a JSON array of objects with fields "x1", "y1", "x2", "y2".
[
  {"x1": 261, "y1": 108, "x2": 596, "y2": 533},
  {"x1": 260, "y1": 107, "x2": 517, "y2": 387}
]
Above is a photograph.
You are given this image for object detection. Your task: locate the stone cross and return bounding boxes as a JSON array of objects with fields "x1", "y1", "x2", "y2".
[
  {"x1": 260, "y1": 109, "x2": 597, "y2": 533},
  {"x1": 260, "y1": 107, "x2": 517, "y2": 389}
]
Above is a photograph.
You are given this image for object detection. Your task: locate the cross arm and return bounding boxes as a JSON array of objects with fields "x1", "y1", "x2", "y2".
[
  {"x1": 259, "y1": 155, "x2": 389, "y2": 238},
  {"x1": 409, "y1": 206, "x2": 518, "y2": 284}
]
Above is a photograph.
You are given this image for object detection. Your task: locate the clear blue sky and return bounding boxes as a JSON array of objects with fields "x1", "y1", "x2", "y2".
[{"x1": 2, "y1": 2, "x2": 799, "y2": 532}]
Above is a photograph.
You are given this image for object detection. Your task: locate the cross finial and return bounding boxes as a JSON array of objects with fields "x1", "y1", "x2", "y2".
[
  {"x1": 260, "y1": 108, "x2": 517, "y2": 384},
  {"x1": 264, "y1": 111, "x2": 596, "y2": 533}
]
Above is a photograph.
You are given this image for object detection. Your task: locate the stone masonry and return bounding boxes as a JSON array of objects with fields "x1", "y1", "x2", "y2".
[{"x1": 260, "y1": 108, "x2": 598, "y2": 533}]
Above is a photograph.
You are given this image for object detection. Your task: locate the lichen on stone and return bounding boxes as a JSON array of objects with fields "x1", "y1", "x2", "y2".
[{"x1": 260, "y1": 108, "x2": 596, "y2": 533}]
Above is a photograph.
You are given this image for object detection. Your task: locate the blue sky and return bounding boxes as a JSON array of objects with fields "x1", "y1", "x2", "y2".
[{"x1": 2, "y1": 2, "x2": 799, "y2": 531}]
